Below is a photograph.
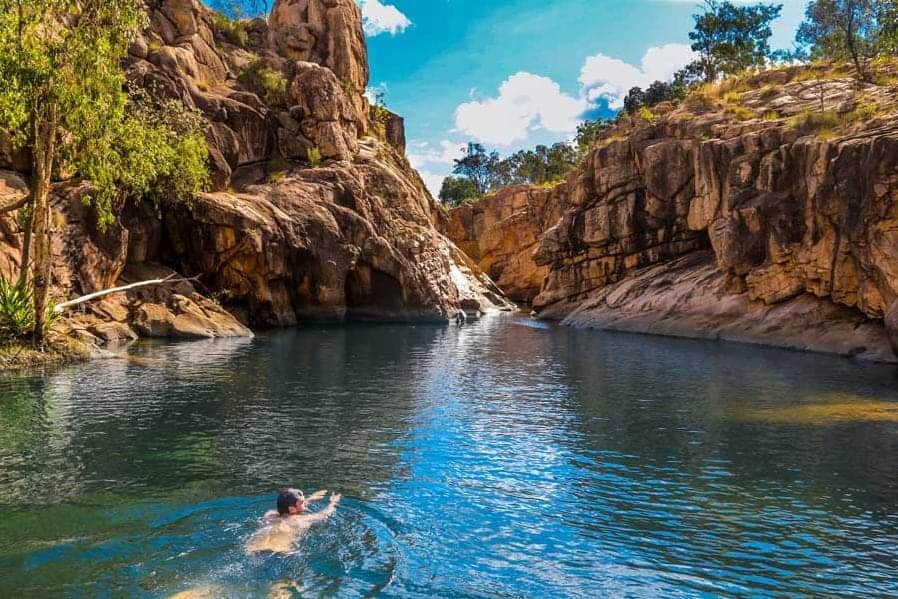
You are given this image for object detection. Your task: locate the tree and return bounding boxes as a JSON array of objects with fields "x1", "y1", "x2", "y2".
[
  {"x1": 438, "y1": 176, "x2": 480, "y2": 207},
  {"x1": 452, "y1": 143, "x2": 500, "y2": 196},
  {"x1": 575, "y1": 118, "x2": 610, "y2": 156},
  {"x1": 688, "y1": 0, "x2": 783, "y2": 82},
  {"x1": 623, "y1": 87, "x2": 647, "y2": 114},
  {"x1": 0, "y1": 1, "x2": 210, "y2": 345},
  {"x1": 796, "y1": 0, "x2": 892, "y2": 81}
]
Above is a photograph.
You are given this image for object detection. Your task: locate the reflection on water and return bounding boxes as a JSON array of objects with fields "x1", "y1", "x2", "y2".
[
  {"x1": 0, "y1": 315, "x2": 897, "y2": 596},
  {"x1": 733, "y1": 393, "x2": 898, "y2": 424}
]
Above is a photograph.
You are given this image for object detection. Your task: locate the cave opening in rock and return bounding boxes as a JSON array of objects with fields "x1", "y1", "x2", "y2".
[{"x1": 345, "y1": 263, "x2": 405, "y2": 320}]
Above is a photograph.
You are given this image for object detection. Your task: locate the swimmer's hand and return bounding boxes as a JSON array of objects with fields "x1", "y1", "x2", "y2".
[{"x1": 307, "y1": 489, "x2": 328, "y2": 502}]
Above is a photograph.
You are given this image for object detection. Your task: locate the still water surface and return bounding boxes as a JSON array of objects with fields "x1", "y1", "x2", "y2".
[{"x1": 0, "y1": 315, "x2": 897, "y2": 597}]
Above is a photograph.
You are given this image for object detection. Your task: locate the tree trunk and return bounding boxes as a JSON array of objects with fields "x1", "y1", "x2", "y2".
[
  {"x1": 30, "y1": 103, "x2": 58, "y2": 347},
  {"x1": 844, "y1": 4, "x2": 868, "y2": 82},
  {"x1": 17, "y1": 203, "x2": 32, "y2": 287}
]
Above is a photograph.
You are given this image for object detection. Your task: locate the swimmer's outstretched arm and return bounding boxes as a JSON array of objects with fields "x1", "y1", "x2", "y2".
[
  {"x1": 306, "y1": 489, "x2": 328, "y2": 502},
  {"x1": 295, "y1": 493, "x2": 341, "y2": 526}
]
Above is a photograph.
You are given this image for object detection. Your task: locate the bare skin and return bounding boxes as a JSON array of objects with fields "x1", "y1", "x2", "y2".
[{"x1": 245, "y1": 490, "x2": 341, "y2": 555}]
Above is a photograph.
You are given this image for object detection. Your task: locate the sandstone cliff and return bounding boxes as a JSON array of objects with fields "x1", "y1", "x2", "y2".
[
  {"x1": 446, "y1": 64, "x2": 898, "y2": 362},
  {"x1": 0, "y1": 0, "x2": 509, "y2": 346}
]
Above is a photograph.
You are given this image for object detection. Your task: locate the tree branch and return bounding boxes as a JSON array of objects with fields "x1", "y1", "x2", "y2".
[
  {"x1": 52, "y1": 274, "x2": 201, "y2": 314},
  {"x1": 0, "y1": 191, "x2": 31, "y2": 214}
]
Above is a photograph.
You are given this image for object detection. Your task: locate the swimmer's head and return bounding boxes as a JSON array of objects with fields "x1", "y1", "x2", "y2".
[{"x1": 276, "y1": 488, "x2": 305, "y2": 515}]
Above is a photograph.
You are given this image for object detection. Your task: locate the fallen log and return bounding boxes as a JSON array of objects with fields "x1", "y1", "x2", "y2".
[{"x1": 52, "y1": 274, "x2": 200, "y2": 313}]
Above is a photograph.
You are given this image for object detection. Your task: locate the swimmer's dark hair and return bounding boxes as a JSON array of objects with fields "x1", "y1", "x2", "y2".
[{"x1": 276, "y1": 488, "x2": 303, "y2": 515}]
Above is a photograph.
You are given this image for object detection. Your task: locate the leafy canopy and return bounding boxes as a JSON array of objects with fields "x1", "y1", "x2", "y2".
[
  {"x1": 452, "y1": 143, "x2": 501, "y2": 196},
  {"x1": 0, "y1": 0, "x2": 209, "y2": 227},
  {"x1": 796, "y1": 0, "x2": 898, "y2": 79},
  {"x1": 688, "y1": 0, "x2": 783, "y2": 82},
  {"x1": 438, "y1": 176, "x2": 479, "y2": 207}
]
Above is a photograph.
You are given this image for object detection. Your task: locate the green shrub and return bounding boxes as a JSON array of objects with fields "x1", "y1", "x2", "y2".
[
  {"x1": 724, "y1": 104, "x2": 757, "y2": 121},
  {"x1": 371, "y1": 104, "x2": 389, "y2": 138},
  {"x1": 238, "y1": 58, "x2": 287, "y2": 105},
  {"x1": 0, "y1": 276, "x2": 35, "y2": 338},
  {"x1": 758, "y1": 85, "x2": 781, "y2": 102},
  {"x1": 0, "y1": 276, "x2": 60, "y2": 339},
  {"x1": 307, "y1": 147, "x2": 322, "y2": 168},
  {"x1": 212, "y1": 12, "x2": 248, "y2": 48},
  {"x1": 847, "y1": 101, "x2": 878, "y2": 122},
  {"x1": 788, "y1": 109, "x2": 841, "y2": 135},
  {"x1": 637, "y1": 106, "x2": 656, "y2": 123},
  {"x1": 722, "y1": 91, "x2": 741, "y2": 104},
  {"x1": 259, "y1": 68, "x2": 286, "y2": 104}
]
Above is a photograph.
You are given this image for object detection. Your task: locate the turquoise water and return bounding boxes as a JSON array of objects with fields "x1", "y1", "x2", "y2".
[{"x1": 0, "y1": 315, "x2": 897, "y2": 597}]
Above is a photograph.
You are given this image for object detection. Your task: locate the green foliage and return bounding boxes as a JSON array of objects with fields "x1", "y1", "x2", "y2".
[
  {"x1": 259, "y1": 67, "x2": 287, "y2": 104},
  {"x1": 0, "y1": 275, "x2": 58, "y2": 338},
  {"x1": 788, "y1": 109, "x2": 842, "y2": 133},
  {"x1": 0, "y1": 0, "x2": 145, "y2": 150},
  {"x1": 0, "y1": 276, "x2": 34, "y2": 338},
  {"x1": 795, "y1": 0, "x2": 896, "y2": 80},
  {"x1": 370, "y1": 89, "x2": 390, "y2": 138},
  {"x1": 687, "y1": 0, "x2": 783, "y2": 83},
  {"x1": 637, "y1": 106, "x2": 657, "y2": 123},
  {"x1": 622, "y1": 78, "x2": 689, "y2": 116},
  {"x1": 79, "y1": 88, "x2": 210, "y2": 229},
  {"x1": 238, "y1": 57, "x2": 287, "y2": 105},
  {"x1": 0, "y1": 1, "x2": 207, "y2": 225},
  {"x1": 848, "y1": 100, "x2": 879, "y2": 120},
  {"x1": 724, "y1": 104, "x2": 757, "y2": 121},
  {"x1": 758, "y1": 84, "x2": 782, "y2": 101},
  {"x1": 498, "y1": 143, "x2": 577, "y2": 187},
  {"x1": 723, "y1": 91, "x2": 742, "y2": 103},
  {"x1": 452, "y1": 143, "x2": 500, "y2": 196},
  {"x1": 308, "y1": 147, "x2": 322, "y2": 168},
  {"x1": 574, "y1": 118, "x2": 610, "y2": 155},
  {"x1": 212, "y1": 11, "x2": 249, "y2": 47},
  {"x1": 449, "y1": 141, "x2": 577, "y2": 196},
  {"x1": 438, "y1": 176, "x2": 480, "y2": 207}
]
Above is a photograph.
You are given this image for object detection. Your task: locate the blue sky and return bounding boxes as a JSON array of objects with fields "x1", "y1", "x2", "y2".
[
  {"x1": 222, "y1": 1, "x2": 806, "y2": 193},
  {"x1": 359, "y1": 0, "x2": 806, "y2": 194}
]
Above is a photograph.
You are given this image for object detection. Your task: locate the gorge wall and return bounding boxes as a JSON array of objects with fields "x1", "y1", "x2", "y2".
[
  {"x1": 445, "y1": 66, "x2": 898, "y2": 362},
  {"x1": 0, "y1": 0, "x2": 509, "y2": 346}
]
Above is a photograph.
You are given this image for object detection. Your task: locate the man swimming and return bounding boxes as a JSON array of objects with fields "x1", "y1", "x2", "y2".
[{"x1": 244, "y1": 488, "x2": 342, "y2": 554}]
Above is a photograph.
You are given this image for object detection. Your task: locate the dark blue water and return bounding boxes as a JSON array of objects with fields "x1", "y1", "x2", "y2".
[{"x1": 0, "y1": 315, "x2": 897, "y2": 597}]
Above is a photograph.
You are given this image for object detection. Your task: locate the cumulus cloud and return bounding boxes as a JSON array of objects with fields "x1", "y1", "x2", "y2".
[
  {"x1": 407, "y1": 140, "x2": 469, "y2": 196},
  {"x1": 408, "y1": 140, "x2": 466, "y2": 168},
  {"x1": 579, "y1": 43, "x2": 697, "y2": 109},
  {"x1": 454, "y1": 73, "x2": 588, "y2": 146},
  {"x1": 357, "y1": 0, "x2": 411, "y2": 36}
]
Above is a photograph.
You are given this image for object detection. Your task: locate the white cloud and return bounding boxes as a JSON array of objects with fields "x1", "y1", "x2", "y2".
[
  {"x1": 454, "y1": 72, "x2": 588, "y2": 146},
  {"x1": 407, "y1": 139, "x2": 468, "y2": 197},
  {"x1": 416, "y1": 169, "x2": 447, "y2": 198},
  {"x1": 579, "y1": 43, "x2": 698, "y2": 109},
  {"x1": 408, "y1": 139, "x2": 466, "y2": 169},
  {"x1": 357, "y1": 0, "x2": 411, "y2": 36}
]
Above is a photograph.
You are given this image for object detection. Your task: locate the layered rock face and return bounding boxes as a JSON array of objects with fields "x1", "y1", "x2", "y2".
[
  {"x1": 447, "y1": 68, "x2": 898, "y2": 361},
  {"x1": 0, "y1": 0, "x2": 509, "y2": 344},
  {"x1": 443, "y1": 185, "x2": 565, "y2": 302}
]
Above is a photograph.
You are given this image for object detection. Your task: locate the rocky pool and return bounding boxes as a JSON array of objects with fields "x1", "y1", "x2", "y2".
[{"x1": 0, "y1": 315, "x2": 896, "y2": 596}]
